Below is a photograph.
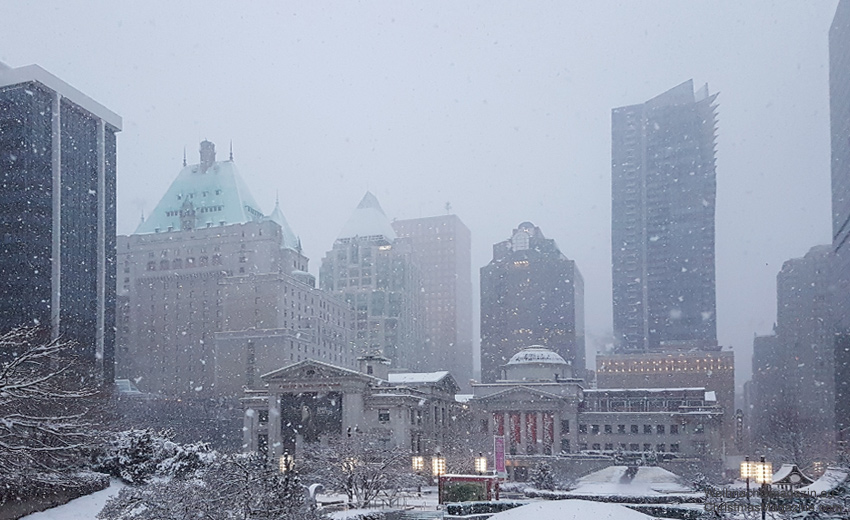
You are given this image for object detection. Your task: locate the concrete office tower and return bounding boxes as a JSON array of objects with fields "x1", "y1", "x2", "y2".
[
  {"x1": 117, "y1": 142, "x2": 354, "y2": 396},
  {"x1": 392, "y1": 215, "x2": 473, "y2": 386},
  {"x1": 319, "y1": 192, "x2": 426, "y2": 371},
  {"x1": 480, "y1": 222, "x2": 585, "y2": 384},
  {"x1": 612, "y1": 80, "x2": 718, "y2": 353},
  {"x1": 830, "y1": 0, "x2": 850, "y2": 441},
  {"x1": 750, "y1": 246, "x2": 836, "y2": 464},
  {"x1": 0, "y1": 63, "x2": 122, "y2": 382}
]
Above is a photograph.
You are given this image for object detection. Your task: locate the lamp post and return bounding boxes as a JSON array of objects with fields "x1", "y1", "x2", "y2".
[
  {"x1": 753, "y1": 456, "x2": 773, "y2": 520},
  {"x1": 279, "y1": 452, "x2": 294, "y2": 473},
  {"x1": 474, "y1": 452, "x2": 487, "y2": 475},
  {"x1": 739, "y1": 456, "x2": 754, "y2": 503},
  {"x1": 432, "y1": 452, "x2": 447, "y2": 504},
  {"x1": 411, "y1": 455, "x2": 425, "y2": 493}
]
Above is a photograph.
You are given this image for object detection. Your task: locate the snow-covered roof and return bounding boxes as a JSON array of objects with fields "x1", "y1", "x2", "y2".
[
  {"x1": 587, "y1": 387, "x2": 706, "y2": 394},
  {"x1": 0, "y1": 63, "x2": 122, "y2": 129},
  {"x1": 336, "y1": 191, "x2": 397, "y2": 242},
  {"x1": 388, "y1": 371, "x2": 450, "y2": 384},
  {"x1": 136, "y1": 148, "x2": 265, "y2": 234},
  {"x1": 267, "y1": 198, "x2": 300, "y2": 251},
  {"x1": 772, "y1": 464, "x2": 813, "y2": 486},
  {"x1": 798, "y1": 467, "x2": 849, "y2": 494},
  {"x1": 704, "y1": 390, "x2": 716, "y2": 401},
  {"x1": 455, "y1": 394, "x2": 473, "y2": 403},
  {"x1": 489, "y1": 499, "x2": 655, "y2": 520},
  {"x1": 507, "y1": 346, "x2": 567, "y2": 365}
]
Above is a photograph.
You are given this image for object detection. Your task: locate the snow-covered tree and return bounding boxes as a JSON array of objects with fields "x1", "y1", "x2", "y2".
[
  {"x1": 530, "y1": 462, "x2": 556, "y2": 491},
  {"x1": 92, "y1": 428, "x2": 215, "y2": 484},
  {"x1": 98, "y1": 452, "x2": 322, "y2": 520},
  {"x1": 301, "y1": 433, "x2": 422, "y2": 508},
  {"x1": 0, "y1": 327, "x2": 97, "y2": 477}
]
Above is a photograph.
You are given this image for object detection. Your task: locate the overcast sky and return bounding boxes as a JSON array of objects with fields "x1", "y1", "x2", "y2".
[{"x1": 0, "y1": 1, "x2": 838, "y2": 391}]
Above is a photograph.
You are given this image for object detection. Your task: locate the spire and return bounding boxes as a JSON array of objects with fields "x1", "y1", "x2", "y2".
[
  {"x1": 229, "y1": 140, "x2": 233, "y2": 161},
  {"x1": 183, "y1": 147, "x2": 187, "y2": 167}
]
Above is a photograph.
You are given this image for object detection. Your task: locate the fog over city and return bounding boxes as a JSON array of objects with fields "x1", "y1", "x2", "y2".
[{"x1": 0, "y1": 1, "x2": 837, "y2": 389}]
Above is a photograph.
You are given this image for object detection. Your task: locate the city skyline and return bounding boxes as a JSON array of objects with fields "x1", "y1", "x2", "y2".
[{"x1": 0, "y1": 2, "x2": 838, "y2": 392}]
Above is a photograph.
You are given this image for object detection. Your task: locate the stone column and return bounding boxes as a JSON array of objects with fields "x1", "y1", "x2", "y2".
[
  {"x1": 553, "y1": 411, "x2": 561, "y2": 454},
  {"x1": 268, "y1": 392, "x2": 282, "y2": 462},
  {"x1": 536, "y1": 412, "x2": 543, "y2": 454},
  {"x1": 243, "y1": 408, "x2": 257, "y2": 452}
]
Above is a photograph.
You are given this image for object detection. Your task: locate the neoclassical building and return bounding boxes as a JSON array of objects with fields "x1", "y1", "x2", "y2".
[
  {"x1": 471, "y1": 346, "x2": 723, "y2": 479},
  {"x1": 242, "y1": 355, "x2": 461, "y2": 461}
]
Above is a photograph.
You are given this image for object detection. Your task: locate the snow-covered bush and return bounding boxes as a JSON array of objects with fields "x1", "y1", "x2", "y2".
[
  {"x1": 93, "y1": 428, "x2": 215, "y2": 484},
  {"x1": 98, "y1": 452, "x2": 323, "y2": 520},
  {"x1": 530, "y1": 462, "x2": 556, "y2": 491}
]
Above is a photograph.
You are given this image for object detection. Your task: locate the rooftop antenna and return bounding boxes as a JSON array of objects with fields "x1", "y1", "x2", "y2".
[
  {"x1": 275, "y1": 190, "x2": 280, "y2": 206},
  {"x1": 182, "y1": 147, "x2": 187, "y2": 167},
  {"x1": 445, "y1": 201, "x2": 452, "y2": 214},
  {"x1": 229, "y1": 140, "x2": 233, "y2": 161}
]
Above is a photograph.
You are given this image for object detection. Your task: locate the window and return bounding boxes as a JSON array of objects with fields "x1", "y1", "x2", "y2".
[
  {"x1": 617, "y1": 424, "x2": 626, "y2": 434},
  {"x1": 561, "y1": 439, "x2": 570, "y2": 453},
  {"x1": 378, "y1": 409, "x2": 390, "y2": 422},
  {"x1": 656, "y1": 425, "x2": 665, "y2": 435},
  {"x1": 643, "y1": 443, "x2": 651, "y2": 451},
  {"x1": 591, "y1": 424, "x2": 599, "y2": 435},
  {"x1": 630, "y1": 424, "x2": 639, "y2": 434},
  {"x1": 670, "y1": 424, "x2": 679, "y2": 435},
  {"x1": 604, "y1": 424, "x2": 612, "y2": 434},
  {"x1": 694, "y1": 423, "x2": 705, "y2": 434},
  {"x1": 604, "y1": 443, "x2": 614, "y2": 450},
  {"x1": 629, "y1": 443, "x2": 639, "y2": 451},
  {"x1": 643, "y1": 424, "x2": 652, "y2": 434},
  {"x1": 578, "y1": 443, "x2": 588, "y2": 451},
  {"x1": 591, "y1": 443, "x2": 601, "y2": 450},
  {"x1": 656, "y1": 444, "x2": 666, "y2": 452},
  {"x1": 670, "y1": 443, "x2": 680, "y2": 453},
  {"x1": 578, "y1": 424, "x2": 587, "y2": 434},
  {"x1": 561, "y1": 419, "x2": 570, "y2": 433}
]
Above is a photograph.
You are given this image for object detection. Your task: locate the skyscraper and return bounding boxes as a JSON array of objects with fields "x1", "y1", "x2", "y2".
[
  {"x1": 611, "y1": 79, "x2": 718, "y2": 353},
  {"x1": 480, "y1": 222, "x2": 584, "y2": 384},
  {"x1": 319, "y1": 192, "x2": 426, "y2": 371},
  {"x1": 829, "y1": 0, "x2": 850, "y2": 438},
  {"x1": 392, "y1": 215, "x2": 473, "y2": 386},
  {"x1": 0, "y1": 63, "x2": 122, "y2": 382}
]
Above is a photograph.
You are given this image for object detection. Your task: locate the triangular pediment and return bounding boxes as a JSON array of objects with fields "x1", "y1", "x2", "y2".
[
  {"x1": 474, "y1": 385, "x2": 564, "y2": 403},
  {"x1": 262, "y1": 359, "x2": 374, "y2": 383}
]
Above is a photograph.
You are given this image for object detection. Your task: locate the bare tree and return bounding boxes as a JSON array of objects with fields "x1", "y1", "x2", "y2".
[
  {"x1": 0, "y1": 327, "x2": 97, "y2": 476},
  {"x1": 301, "y1": 433, "x2": 422, "y2": 508}
]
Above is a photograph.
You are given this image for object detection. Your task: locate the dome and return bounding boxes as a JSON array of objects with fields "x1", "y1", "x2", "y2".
[{"x1": 507, "y1": 346, "x2": 568, "y2": 365}]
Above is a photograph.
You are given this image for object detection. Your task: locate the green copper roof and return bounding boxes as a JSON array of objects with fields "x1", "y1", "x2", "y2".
[{"x1": 136, "y1": 157, "x2": 265, "y2": 234}]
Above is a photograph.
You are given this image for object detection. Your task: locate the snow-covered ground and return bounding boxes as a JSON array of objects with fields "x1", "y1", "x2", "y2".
[
  {"x1": 20, "y1": 479, "x2": 125, "y2": 520},
  {"x1": 488, "y1": 499, "x2": 654, "y2": 520}
]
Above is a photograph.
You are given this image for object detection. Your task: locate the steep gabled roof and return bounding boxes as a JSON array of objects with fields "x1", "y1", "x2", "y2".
[
  {"x1": 336, "y1": 191, "x2": 397, "y2": 242},
  {"x1": 267, "y1": 198, "x2": 300, "y2": 252},
  {"x1": 136, "y1": 156, "x2": 264, "y2": 234},
  {"x1": 473, "y1": 385, "x2": 565, "y2": 403}
]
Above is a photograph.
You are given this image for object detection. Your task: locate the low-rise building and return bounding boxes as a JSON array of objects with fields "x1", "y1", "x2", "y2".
[
  {"x1": 471, "y1": 346, "x2": 723, "y2": 480},
  {"x1": 242, "y1": 355, "x2": 461, "y2": 462}
]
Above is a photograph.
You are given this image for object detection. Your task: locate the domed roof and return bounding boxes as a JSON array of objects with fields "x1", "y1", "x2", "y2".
[{"x1": 507, "y1": 346, "x2": 568, "y2": 365}]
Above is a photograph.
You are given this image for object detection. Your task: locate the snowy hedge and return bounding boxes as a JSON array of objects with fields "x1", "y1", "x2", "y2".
[
  {"x1": 0, "y1": 471, "x2": 109, "y2": 514},
  {"x1": 92, "y1": 428, "x2": 216, "y2": 484}
]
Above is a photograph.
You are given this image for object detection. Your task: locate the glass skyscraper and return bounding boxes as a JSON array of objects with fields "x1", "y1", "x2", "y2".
[
  {"x1": 611, "y1": 79, "x2": 718, "y2": 353},
  {"x1": 0, "y1": 63, "x2": 121, "y2": 382}
]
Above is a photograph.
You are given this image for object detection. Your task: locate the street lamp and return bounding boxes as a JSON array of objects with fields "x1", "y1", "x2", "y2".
[
  {"x1": 753, "y1": 456, "x2": 773, "y2": 520},
  {"x1": 432, "y1": 452, "x2": 447, "y2": 504},
  {"x1": 739, "y1": 456, "x2": 755, "y2": 503},
  {"x1": 411, "y1": 455, "x2": 425, "y2": 472},
  {"x1": 279, "y1": 452, "x2": 294, "y2": 473},
  {"x1": 474, "y1": 452, "x2": 487, "y2": 475}
]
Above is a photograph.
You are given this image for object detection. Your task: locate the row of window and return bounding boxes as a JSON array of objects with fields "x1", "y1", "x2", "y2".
[
  {"x1": 578, "y1": 442, "x2": 680, "y2": 453},
  {"x1": 146, "y1": 255, "x2": 222, "y2": 270},
  {"x1": 578, "y1": 423, "x2": 681, "y2": 435}
]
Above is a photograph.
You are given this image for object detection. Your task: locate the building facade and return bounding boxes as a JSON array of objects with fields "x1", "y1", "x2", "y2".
[
  {"x1": 749, "y1": 246, "x2": 836, "y2": 464},
  {"x1": 611, "y1": 79, "x2": 718, "y2": 353},
  {"x1": 0, "y1": 63, "x2": 121, "y2": 382},
  {"x1": 242, "y1": 356, "x2": 460, "y2": 461},
  {"x1": 596, "y1": 348, "x2": 734, "y2": 452},
  {"x1": 319, "y1": 192, "x2": 426, "y2": 371},
  {"x1": 471, "y1": 346, "x2": 723, "y2": 480},
  {"x1": 116, "y1": 142, "x2": 354, "y2": 397},
  {"x1": 830, "y1": 0, "x2": 850, "y2": 439},
  {"x1": 480, "y1": 222, "x2": 584, "y2": 383},
  {"x1": 392, "y1": 215, "x2": 473, "y2": 387}
]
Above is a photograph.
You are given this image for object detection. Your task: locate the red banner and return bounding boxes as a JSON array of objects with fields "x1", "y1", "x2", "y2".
[{"x1": 494, "y1": 435, "x2": 506, "y2": 476}]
